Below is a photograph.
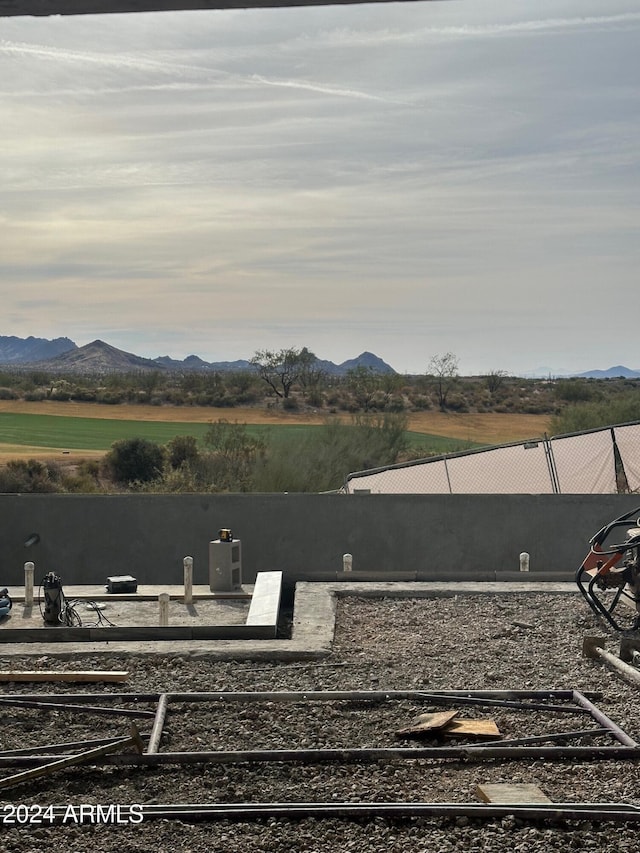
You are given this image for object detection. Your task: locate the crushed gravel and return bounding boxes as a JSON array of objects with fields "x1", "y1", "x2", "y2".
[{"x1": 1, "y1": 591, "x2": 639, "y2": 852}]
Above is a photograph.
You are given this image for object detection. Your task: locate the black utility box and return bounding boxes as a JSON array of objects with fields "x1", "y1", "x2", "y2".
[{"x1": 106, "y1": 575, "x2": 138, "y2": 594}]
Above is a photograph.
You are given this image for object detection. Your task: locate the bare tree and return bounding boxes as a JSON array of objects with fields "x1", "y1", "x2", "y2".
[
  {"x1": 427, "y1": 352, "x2": 459, "y2": 411},
  {"x1": 250, "y1": 347, "x2": 317, "y2": 399},
  {"x1": 485, "y1": 369, "x2": 508, "y2": 394}
]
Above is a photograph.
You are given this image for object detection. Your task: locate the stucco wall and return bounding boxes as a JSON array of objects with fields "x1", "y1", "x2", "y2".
[{"x1": 2, "y1": 493, "x2": 639, "y2": 589}]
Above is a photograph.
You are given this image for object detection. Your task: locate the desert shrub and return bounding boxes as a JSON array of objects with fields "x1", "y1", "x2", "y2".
[
  {"x1": 210, "y1": 394, "x2": 239, "y2": 408},
  {"x1": 306, "y1": 388, "x2": 324, "y2": 408},
  {"x1": 0, "y1": 388, "x2": 19, "y2": 400},
  {"x1": 72, "y1": 388, "x2": 97, "y2": 402},
  {"x1": 0, "y1": 372, "x2": 19, "y2": 388},
  {"x1": 0, "y1": 459, "x2": 60, "y2": 493},
  {"x1": 80, "y1": 459, "x2": 101, "y2": 478},
  {"x1": 550, "y1": 393, "x2": 640, "y2": 435},
  {"x1": 410, "y1": 395, "x2": 432, "y2": 411},
  {"x1": 60, "y1": 472, "x2": 102, "y2": 493},
  {"x1": 104, "y1": 437, "x2": 165, "y2": 484},
  {"x1": 162, "y1": 390, "x2": 186, "y2": 405},
  {"x1": 554, "y1": 380, "x2": 598, "y2": 403},
  {"x1": 252, "y1": 413, "x2": 408, "y2": 492},
  {"x1": 95, "y1": 390, "x2": 125, "y2": 405},
  {"x1": 49, "y1": 388, "x2": 72, "y2": 401},
  {"x1": 384, "y1": 395, "x2": 406, "y2": 413},
  {"x1": 167, "y1": 434, "x2": 200, "y2": 470},
  {"x1": 235, "y1": 389, "x2": 260, "y2": 404},
  {"x1": 202, "y1": 420, "x2": 266, "y2": 491},
  {"x1": 0, "y1": 464, "x2": 29, "y2": 493},
  {"x1": 444, "y1": 394, "x2": 468, "y2": 412},
  {"x1": 142, "y1": 465, "x2": 213, "y2": 494}
]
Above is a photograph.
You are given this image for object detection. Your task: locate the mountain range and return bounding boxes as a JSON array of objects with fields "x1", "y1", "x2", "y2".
[
  {"x1": 0, "y1": 335, "x2": 638, "y2": 378},
  {"x1": 573, "y1": 366, "x2": 640, "y2": 379},
  {"x1": 0, "y1": 336, "x2": 396, "y2": 376}
]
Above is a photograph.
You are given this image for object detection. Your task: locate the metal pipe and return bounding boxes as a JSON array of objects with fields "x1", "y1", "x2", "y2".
[
  {"x1": 592, "y1": 647, "x2": 640, "y2": 689},
  {"x1": 2, "y1": 745, "x2": 639, "y2": 769},
  {"x1": 1, "y1": 692, "x2": 161, "y2": 703},
  {"x1": 472, "y1": 728, "x2": 611, "y2": 747},
  {"x1": 0, "y1": 735, "x2": 137, "y2": 792},
  {"x1": 417, "y1": 692, "x2": 589, "y2": 714},
  {"x1": 0, "y1": 697, "x2": 156, "y2": 719},
  {"x1": 21, "y1": 801, "x2": 640, "y2": 825},
  {"x1": 139, "y1": 801, "x2": 640, "y2": 824},
  {"x1": 572, "y1": 690, "x2": 638, "y2": 747},
  {"x1": 0, "y1": 736, "x2": 148, "y2": 757},
  {"x1": 167, "y1": 690, "x2": 434, "y2": 703},
  {"x1": 147, "y1": 694, "x2": 169, "y2": 754},
  {"x1": 165, "y1": 689, "x2": 585, "y2": 703},
  {"x1": 2, "y1": 689, "x2": 600, "y2": 704}
]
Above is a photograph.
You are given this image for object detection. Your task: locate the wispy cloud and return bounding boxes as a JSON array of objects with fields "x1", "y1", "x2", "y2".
[
  {"x1": 249, "y1": 74, "x2": 404, "y2": 104},
  {"x1": 300, "y1": 10, "x2": 640, "y2": 50}
]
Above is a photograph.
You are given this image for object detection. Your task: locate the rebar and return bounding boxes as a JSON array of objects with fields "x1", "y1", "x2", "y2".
[
  {"x1": 23, "y1": 801, "x2": 640, "y2": 825},
  {"x1": 3, "y1": 745, "x2": 639, "y2": 769},
  {"x1": 0, "y1": 697, "x2": 156, "y2": 719}
]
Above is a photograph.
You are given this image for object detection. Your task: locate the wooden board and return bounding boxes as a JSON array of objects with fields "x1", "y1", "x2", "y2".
[
  {"x1": 0, "y1": 671, "x2": 128, "y2": 683},
  {"x1": 395, "y1": 710, "x2": 459, "y2": 738},
  {"x1": 476, "y1": 783, "x2": 552, "y2": 804},
  {"x1": 442, "y1": 718, "x2": 502, "y2": 740}
]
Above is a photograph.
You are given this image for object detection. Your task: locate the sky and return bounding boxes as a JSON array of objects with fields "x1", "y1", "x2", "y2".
[{"x1": 1, "y1": 1, "x2": 639, "y2": 377}]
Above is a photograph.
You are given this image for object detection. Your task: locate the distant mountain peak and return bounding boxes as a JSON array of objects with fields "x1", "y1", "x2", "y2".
[
  {"x1": 0, "y1": 334, "x2": 397, "y2": 376},
  {"x1": 573, "y1": 365, "x2": 640, "y2": 379},
  {"x1": 41, "y1": 339, "x2": 163, "y2": 373},
  {"x1": 338, "y1": 352, "x2": 396, "y2": 374},
  {"x1": 0, "y1": 334, "x2": 76, "y2": 364}
]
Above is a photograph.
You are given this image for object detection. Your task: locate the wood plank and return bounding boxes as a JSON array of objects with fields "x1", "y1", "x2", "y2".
[
  {"x1": 396, "y1": 710, "x2": 459, "y2": 738},
  {"x1": 0, "y1": 671, "x2": 128, "y2": 683},
  {"x1": 476, "y1": 783, "x2": 552, "y2": 804},
  {"x1": 442, "y1": 718, "x2": 502, "y2": 739}
]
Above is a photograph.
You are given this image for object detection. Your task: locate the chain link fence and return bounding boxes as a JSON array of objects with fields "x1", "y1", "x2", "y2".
[{"x1": 343, "y1": 421, "x2": 640, "y2": 495}]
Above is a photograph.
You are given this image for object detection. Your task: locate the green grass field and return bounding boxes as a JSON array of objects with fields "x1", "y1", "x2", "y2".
[{"x1": 0, "y1": 412, "x2": 477, "y2": 455}]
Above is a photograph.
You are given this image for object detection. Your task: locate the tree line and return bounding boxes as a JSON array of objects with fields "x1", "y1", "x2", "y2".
[{"x1": 1, "y1": 346, "x2": 624, "y2": 417}]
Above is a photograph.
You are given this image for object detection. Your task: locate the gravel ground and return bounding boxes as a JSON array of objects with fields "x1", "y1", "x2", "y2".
[{"x1": 1, "y1": 591, "x2": 639, "y2": 852}]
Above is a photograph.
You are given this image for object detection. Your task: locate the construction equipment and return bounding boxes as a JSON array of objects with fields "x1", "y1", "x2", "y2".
[
  {"x1": 576, "y1": 506, "x2": 640, "y2": 631},
  {"x1": 41, "y1": 572, "x2": 66, "y2": 625}
]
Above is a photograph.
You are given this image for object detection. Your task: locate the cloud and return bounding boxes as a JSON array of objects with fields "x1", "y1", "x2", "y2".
[
  {"x1": 249, "y1": 73, "x2": 405, "y2": 104},
  {"x1": 0, "y1": 2, "x2": 638, "y2": 374}
]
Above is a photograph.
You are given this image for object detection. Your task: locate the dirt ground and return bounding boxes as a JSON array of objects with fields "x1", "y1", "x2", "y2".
[{"x1": 0, "y1": 400, "x2": 550, "y2": 462}]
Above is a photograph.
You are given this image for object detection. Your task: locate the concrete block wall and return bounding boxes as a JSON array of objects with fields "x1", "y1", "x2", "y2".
[{"x1": 1, "y1": 493, "x2": 639, "y2": 588}]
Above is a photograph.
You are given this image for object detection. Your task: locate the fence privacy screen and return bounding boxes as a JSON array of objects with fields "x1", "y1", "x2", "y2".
[{"x1": 343, "y1": 422, "x2": 640, "y2": 495}]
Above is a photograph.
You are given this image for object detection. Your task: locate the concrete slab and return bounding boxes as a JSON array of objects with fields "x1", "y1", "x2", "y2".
[
  {"x1": 5, "y1": 584, "x2": 251, "y2": 602},
  {"x1": 246, "y1": 571, "x2": 282, "y2": 629},
  {"x1": 0, "y1": 581, "x2": 577, "y2": 661},
  {"x1": 1, "y1": 598, "x2": 250, "y2": 630}
]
